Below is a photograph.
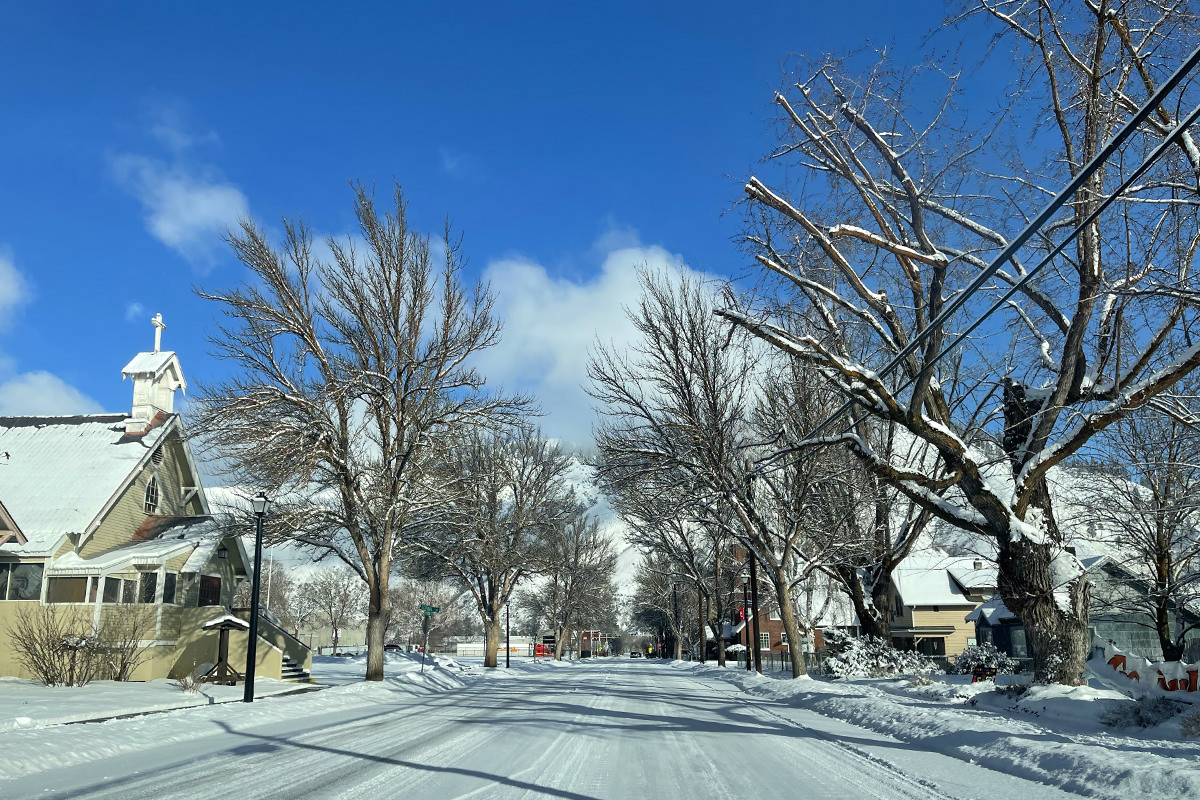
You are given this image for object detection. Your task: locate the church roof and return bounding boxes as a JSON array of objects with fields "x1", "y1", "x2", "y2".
[
  {"x1": 0, "y1": 414, "x2": 175, "y2": 554},
  {"x1": 46, "y1": 516, "x2": 245, "y2": 575},
  {"x1": 121, "y1": 350, "x2": 180, "y2": 377}
]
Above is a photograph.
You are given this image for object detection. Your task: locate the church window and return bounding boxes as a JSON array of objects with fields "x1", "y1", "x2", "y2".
[
  {"x1": 198, "y1": 575, "x2": 221, "y2": 607},
  {"x1": 144, "y1": 476, "x2": 159, "y2": 514},
  {"x1": 139, "y1": 572, "x2": 158, "y2": 603}
]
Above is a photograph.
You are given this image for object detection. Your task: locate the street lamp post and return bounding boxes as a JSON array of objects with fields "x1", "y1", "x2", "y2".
[
  {"x1": 671, "y1": 583, "x2": 681, "y2": 659},
  {"x1": 505, "y1": 601, "x2": 511, "y2": 669},
  {"x1": 243, "y1": 492, "x2": 270, "y2": 703}
]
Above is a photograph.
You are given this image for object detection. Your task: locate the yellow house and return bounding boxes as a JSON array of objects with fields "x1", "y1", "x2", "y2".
[
  {"x1": 887, "y1": 552, "x2": 996, "y2": 657},
  {"x1": 0, "y1": 316, "x2": 312, "y2": 682}
]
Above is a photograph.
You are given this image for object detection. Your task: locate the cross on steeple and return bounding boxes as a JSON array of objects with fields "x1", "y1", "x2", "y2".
[{"x1": 152, "y1": 313, "x2": 166, "y2": 353}]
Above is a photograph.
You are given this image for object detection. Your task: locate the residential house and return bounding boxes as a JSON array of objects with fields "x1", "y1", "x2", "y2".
[
  {"x1": 887, "y1": 551, "x2": 996, "y2": 657},
  {"x1": 969, "y1": 553, "x2": 1200, "y2": 665},
  {"x1": 0, "y1": 317, "x2": 311, "y2": 682}
]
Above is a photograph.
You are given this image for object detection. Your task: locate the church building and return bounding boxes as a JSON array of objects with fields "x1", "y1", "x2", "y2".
[{"x1": 0, "y1": 315, "x2": 311, "y2": 682}]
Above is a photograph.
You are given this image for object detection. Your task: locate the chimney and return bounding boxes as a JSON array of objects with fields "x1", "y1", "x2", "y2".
[
  {"x1": 973, "y1": 560, "x2": 983, "y2": 570},
  {"x1": 121, "y1": 313, "x2": 187, "y2": 434}
]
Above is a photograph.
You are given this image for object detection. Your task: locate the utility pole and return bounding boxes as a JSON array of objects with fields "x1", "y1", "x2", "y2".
[{"x1": 749, "y1": 553, "x2": 762, "y2": 674}]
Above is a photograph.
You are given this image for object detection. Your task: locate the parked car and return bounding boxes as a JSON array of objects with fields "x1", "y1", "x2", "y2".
[{"x1": 629, "y1": 650, "x2": 642, "y2": 658}]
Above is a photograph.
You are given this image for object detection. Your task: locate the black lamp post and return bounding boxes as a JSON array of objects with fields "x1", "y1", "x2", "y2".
[
  {"x1": 243, "y1": 492, "x2": 270, "y2": 703},
  {"x1": 505, "y1": 601, "x2": 511, "y2": 669}
]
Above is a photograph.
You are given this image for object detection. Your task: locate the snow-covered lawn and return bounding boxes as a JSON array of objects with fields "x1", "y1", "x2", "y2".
[
  {"x1": 0, "y1": 651, "x2": 475, "y2": 733},
  {"x1": 676, "y1": 660, "x2": 1200, "y2": 798}
]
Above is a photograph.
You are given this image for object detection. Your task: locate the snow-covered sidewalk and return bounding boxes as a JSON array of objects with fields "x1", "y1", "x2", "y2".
[{"x1": 675, "y1": 660, "x2": 1200, "y2": 799}]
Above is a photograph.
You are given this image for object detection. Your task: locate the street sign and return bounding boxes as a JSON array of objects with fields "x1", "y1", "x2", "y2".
[{"x1": 419, "y1": 604, "x2": 440, "y2": 615}]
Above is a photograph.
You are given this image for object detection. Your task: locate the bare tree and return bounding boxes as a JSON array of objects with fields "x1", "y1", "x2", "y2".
[
  {"x1": 591, "y1": 269, "x2": 832, "y2": 677},
  {"x1": 1077, "y1": 393, "x2": 1200, "y2": 661},
  {"x1": 522, "y1": 503, "x2": 617, "y2": 660},
  {"x1": 718, "y1": 3, "x2": 1200, "y2": 683},
  {"x1": 192, "y1": 182, "x2": 526, "y2": 681},
  {"x1": 415, "y1": 426, "x2": 572, "y2": 667},
  {"x1": 299, "y1": 567, "x2": 368, "y2": 654}
]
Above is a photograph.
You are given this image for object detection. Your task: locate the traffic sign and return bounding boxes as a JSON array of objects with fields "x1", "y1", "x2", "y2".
[{"x1": 419, "y1": 604, "x2": 440, "y2": 614}]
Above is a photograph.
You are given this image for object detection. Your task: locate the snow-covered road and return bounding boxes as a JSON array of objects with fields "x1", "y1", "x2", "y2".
[{"x1": 2, "y1": 660, "x2": 1076, "y2": 799}]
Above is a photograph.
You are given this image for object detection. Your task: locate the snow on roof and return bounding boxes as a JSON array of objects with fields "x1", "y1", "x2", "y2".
[
  {"x1": 202, "y1": 614, "x2": 249, "y2": 630},
  {"x1": 948, "y1": 563, "x2": 998, "y2": 592},
  {"x1": 121, "y1": 350, "x2": 180, "y2": 378},
  {"x1": 892, "y1": 551, "x2": 987, "y2": 606},
  {"x1": 965, "y1": 595, "x2": 1016, "y2": 625},
  {"x1": 47, "y1": 517, "x2": 227, "y2": 575},
  {"x1": 0, "y1": 414, "x2": 174, "y2": 553}
]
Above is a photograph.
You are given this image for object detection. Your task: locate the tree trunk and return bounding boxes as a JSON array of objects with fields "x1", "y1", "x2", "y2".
[
  {"x1": 554, "y1": 622, "x2": 566, "y2": 661},
  {"x1": 484, "y1": 617, "x2": 500, "y2": 668},
  {"x1": 698, "y1": 590, "x2": 706, "y2": 663},
  {"x1": 364, "y1": 579, "x2": 388, "y2": 681},
  {"x1": 1157, "y1": 598, "x2": 1184, "y2": 662},
  {"x1": 775, "y1": 577, "x2": 808, "y2": 678},
  {"x1": 838, "y1": 565, "x2": 892, "y2": 642},
  {"x1": 1001, "y1": 380, "x2": 1090, "y2": 685}
]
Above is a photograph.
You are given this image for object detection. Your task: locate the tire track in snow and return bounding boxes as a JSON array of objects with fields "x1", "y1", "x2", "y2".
[{"x1": 687, "y1": 671, "x2": 957, "y2": 800}]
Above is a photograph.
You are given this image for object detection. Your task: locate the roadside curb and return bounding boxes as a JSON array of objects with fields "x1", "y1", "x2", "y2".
[{"x1": 62, "y1": 683, "x2": 332, "y2": 726}]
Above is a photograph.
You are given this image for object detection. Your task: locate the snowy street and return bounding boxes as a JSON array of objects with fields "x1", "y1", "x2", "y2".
[{"x1": 0, "y1": 658, "x2": 1078, "y2": 800}]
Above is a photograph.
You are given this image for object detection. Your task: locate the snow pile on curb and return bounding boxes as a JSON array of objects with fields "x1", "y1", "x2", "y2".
[{"x1": 673, "y1": 661, "x2": 1200, "y2": 799}]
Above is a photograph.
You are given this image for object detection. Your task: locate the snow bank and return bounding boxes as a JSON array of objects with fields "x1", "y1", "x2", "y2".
[{"x1": 671, "y1": 662, "x2": 1200, "y2": 799}]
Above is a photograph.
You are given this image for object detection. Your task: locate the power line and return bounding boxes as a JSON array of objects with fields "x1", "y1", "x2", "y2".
[{"x1": 789, "y1": 44, "x2": 1200, "y2": 450}]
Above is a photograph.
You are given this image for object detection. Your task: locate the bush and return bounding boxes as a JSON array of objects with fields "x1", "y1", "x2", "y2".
[
  {"x1": 955, "y1": 643, "x2": 1018, "y2": 675},
  {"x1": 8, "y1": 605, "x2": 105, "y2": 686},
  {"x1": 9, "y1": 604, "x2": 156, "y2": 686},
  {"x1": 822, "y1": 630, "x2": 942, "y2": 679},
  {"x1": 1099, "y1": 695, "x2": 1186, "y2": 729}
]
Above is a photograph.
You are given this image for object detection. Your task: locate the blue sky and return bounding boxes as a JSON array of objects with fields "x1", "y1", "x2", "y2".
[{"x1": 0, "y1": 2, "x2": 958, "y2": 445}]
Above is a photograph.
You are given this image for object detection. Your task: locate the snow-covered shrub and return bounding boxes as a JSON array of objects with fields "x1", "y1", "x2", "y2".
[
  {"x1": 1099, "y1": 695, "x2": 1186, "y2": 729},
  {"x1": 174, "y1": 662, "x2": 205, "y2": 693},
  {"x1": 1181, "y1": 708, "x2": 1200, "y2": 738},
  {"x1": 955, "y1": 643, "x2": 1018, "y2": 675},
  {"x1": 7, "y1": 605, "x2": 105, "y2": 686},
  {"x1": 821, "y1": 630, "x2": 942, "y2": 679}
]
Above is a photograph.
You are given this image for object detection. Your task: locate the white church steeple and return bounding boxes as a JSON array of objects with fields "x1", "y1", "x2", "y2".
[{"x1": 121, "y1": 313, "x2": 187, "y2": 434}]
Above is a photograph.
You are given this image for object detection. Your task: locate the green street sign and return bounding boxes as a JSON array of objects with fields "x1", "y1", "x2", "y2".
[{"x1": 419, "y1": 604, "x2": 440, "y2": 614}]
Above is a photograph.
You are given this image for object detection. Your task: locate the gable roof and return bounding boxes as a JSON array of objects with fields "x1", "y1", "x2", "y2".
[
  {"x1": 0, "y1": 414, "x2": 175, "y2": 553},
  {"x1": 893, "y1": 551, "x2": 990, "y2": 606},
  {"x1": 121, "y1": 350, "x2": 186, "y2": 388}
]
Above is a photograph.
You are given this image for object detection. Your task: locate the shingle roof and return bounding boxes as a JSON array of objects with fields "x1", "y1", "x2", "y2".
[{"x1": 0, "y1": 414, "x2": 173, "y2": 553}]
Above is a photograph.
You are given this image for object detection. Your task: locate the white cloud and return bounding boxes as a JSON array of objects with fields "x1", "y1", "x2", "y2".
[
  {"x1": 0, "y1": 371, "x2": 104, "y2": 416},
  {"x1": 124, "y1": 302, "x2": 146, "y2": 323},
  {"x1": 0, "y1": 248, "x2": 30, "y2": 327},
  {"x1": 476, "y1": 230, "x2": 707, "y2": 446},
  {"x1": 146, "y1": 102, "x2": 219, "y2": 154},
  {"x1": 439, "y1": 146, "x2": 480, "y2": 180},
  {"x1": 111, "y1": 154, "x2": 249, "y2": 267},
  {"x1": 0, "y1": 246, "x2": 104, "y2": 416}
]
